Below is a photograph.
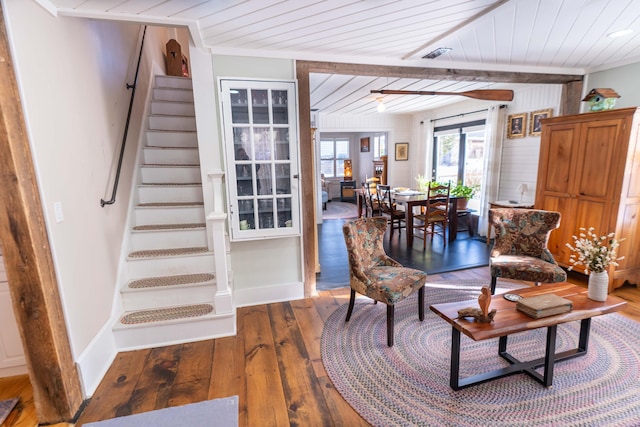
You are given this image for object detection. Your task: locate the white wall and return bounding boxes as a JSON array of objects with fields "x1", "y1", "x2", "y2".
[
  {"x1": 497, "y1": 84, "x2": 563, "y2": 203},
  {"x1": 410, "y1": 85, "x2": 563, "y2": 205},
  {"x1": 584, "y1": 62, "x2": 640, "y2": 110},
  {"x1": 210, "y1": 55, "x2": 304, "y2": 303},
  {"x1": 3, "y1": 0, "x2": 172, "y2": 382},
  {"x1": 319, "y1": 113, "x2": 415, "y2": 187}
]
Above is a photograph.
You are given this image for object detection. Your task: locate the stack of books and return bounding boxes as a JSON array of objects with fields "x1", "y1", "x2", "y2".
[{"x1": 516, "y1": 294, "x2": 573, "y2": 319}]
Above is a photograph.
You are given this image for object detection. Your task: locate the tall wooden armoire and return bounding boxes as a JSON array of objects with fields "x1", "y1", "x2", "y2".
[{"x1": 535, "y1": 107, "x2": 640, "y2": 291}]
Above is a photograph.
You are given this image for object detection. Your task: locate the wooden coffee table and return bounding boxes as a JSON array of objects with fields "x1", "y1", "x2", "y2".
[{"x1": 430, "y1": 282, "x2": 627, "y2": 390}]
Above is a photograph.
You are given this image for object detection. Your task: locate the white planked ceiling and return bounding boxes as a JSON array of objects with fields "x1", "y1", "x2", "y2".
[{"x1": 43, "y1": 0, "x2": 640, "y2": 114}]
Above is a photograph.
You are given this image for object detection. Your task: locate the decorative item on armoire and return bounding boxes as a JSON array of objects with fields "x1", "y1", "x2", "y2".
[
  {"x1": 566, "y1": 227, "x2": 624, "y2": 301},
  {"x1": 582, "y1": 88, "x2": 620, "y2": 112}
]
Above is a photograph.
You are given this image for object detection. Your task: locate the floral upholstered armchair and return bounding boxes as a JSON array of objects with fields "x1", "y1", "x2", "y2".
[
  {"x1": 342, "y1": 217, "x2": 427, "y2": 346},
  {"x1": 488, "y1": 208, "x2": 567, "y2": 294}
]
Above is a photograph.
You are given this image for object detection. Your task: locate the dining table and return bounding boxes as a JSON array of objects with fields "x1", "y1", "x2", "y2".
[{"x1": 356, "y1": 188, "x2": 463, "y2": 247}]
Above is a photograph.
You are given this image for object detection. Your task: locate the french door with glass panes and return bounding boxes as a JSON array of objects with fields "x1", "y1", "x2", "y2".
[
  {"x1": 432, "y1": 120, "x2": 485, "y2": 193},
  {"x1": 220, "y1": 79, "x2": 300, "y2": 240}
]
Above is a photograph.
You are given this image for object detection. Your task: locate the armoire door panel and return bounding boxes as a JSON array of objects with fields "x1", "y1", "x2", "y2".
[
  {"x1": 575, "y1": 120, "x2": 620, "y2": 198},
  {"x1": 618, "y1": 204, "x2": 640, "y2": 270},
  {"x1": 625, "y1": 130, "x2": 640, "y2": 198},
  {"x1": 539, "y1": 126, "x2": 576, "y2": 194},
  {"x1": 539, "y1": 195, "x2": 572, "y2": 262},
  {"x1": 573, "y1": 198, "x2": 610, "y2": 237}
]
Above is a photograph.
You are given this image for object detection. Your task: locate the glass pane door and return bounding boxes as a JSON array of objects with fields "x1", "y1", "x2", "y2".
[
  {"x1": 434, "y1": 132, "x2": 460, "y2": 183},
  {"x1": 221, "y1": 80, "x2": 299, "y2": 239}
]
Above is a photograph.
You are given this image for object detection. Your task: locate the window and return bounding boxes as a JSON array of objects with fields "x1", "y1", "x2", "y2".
[
  {"x1": 432, "y1": 120, "x2": 486, "y2": 199},
  {"x1": 372, "y1": 133, "x2": 387, "y2": 159},
  {"x1": 320, "y1": 138, "x2": 350, "y2": 178}
]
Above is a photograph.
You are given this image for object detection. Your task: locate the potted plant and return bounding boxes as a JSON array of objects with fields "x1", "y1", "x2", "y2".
[{"x1": 450, "y1": 183, "x2": 476, "y2": 210}]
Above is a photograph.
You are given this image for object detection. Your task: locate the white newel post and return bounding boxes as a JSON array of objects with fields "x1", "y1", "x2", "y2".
[{"x1": 208, "y1": 171, "x2": 233, "y2": 314}]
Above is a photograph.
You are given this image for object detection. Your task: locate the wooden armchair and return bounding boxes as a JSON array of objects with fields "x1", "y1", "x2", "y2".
[
  {"x1": 413, "y1": 182, "x2": 450, "y2": 248},
  {"x1": 343, "y1": 217, "x2": 427, "y2": 346},
  {"x1": 489, "y1": 208, "x2": 567, "y2": 294}
]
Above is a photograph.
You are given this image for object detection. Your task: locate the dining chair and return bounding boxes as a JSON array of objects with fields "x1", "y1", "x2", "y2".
[
  {"x1": 488, "y1": 208, "x2": 567, "y2": 294},
  {"x1": 364, "y1": 181, "x2": 382, "y2": 217},
  {"x1": 376, "y1": 184, "x2": 405, "y2": 238},
  {"x1": 342, "y1": 217, "x2": 427, "y2": 347},
  {"x1": 412, "y1": 181, "x2": 450, "y2": 248}
]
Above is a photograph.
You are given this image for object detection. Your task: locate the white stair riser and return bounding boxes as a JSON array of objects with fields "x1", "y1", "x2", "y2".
[
  {"x1": 153, "y1": 88, "x2": 193, "y2": 102},
  {"x1": 135, "y1": 206, "x2": 205, "y2": 225},
  {"x1": 141, "y1": 166, "x2": 201, "y2": 184},
  {"x1": 146, "y1": 131, "x2": 198, "y2": 148},
  {"x1": 131, "y1": 228, "x2": 208, "y2": 250},
  {"x1": 155, "y1": 76, "x2": 193, "y2": 90},
  {"x1": 143, "y1": 147, "x2": 199, "y2": 164},
  {"x1": 113, "y1": 314, "x2": 235, "y2": 351},
  {"x1": 121, "y1": 283, "x2": 216, "y2": 311},
  {"x1": 149, "y1": 115, "x2": 196, "y2": 131},
  {"x1": 126, "y1": 253, "x2": 214, "y2": 279},
  {"x1": 138, "y1": 185, "x2": 203, "y2": 204},
  {"x1": 151, "y1": 101, "x2": 195, "y2": 116}
]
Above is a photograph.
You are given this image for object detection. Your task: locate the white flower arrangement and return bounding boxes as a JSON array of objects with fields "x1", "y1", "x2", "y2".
[{"x1": 565, "y1": 227, "x2": 624, "y2": 274}]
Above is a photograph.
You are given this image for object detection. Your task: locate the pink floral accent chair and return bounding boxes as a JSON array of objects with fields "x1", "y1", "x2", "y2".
[
  {"x1": 343, "y1": 217, "x2": 427, "y2": 347},
  {"x1": 489, "y1": 208, "x2": 567, "y2": 294}
]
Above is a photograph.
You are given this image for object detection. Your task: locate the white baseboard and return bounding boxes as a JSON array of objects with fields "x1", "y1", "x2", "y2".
[
  {"x1": 75, "y1": 321, "x2": 117, "y2": 397},
  {"x1": 0, "y1": 363, "x2": 28, "y2": 377},
  {"x1": 234, "y1": 281, "x2": 304, "y2": 307}
]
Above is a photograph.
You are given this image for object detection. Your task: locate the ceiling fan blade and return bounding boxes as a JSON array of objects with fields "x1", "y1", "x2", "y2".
[{"x1": 370, "y1": 89, "x2": 514, "y2": 101}]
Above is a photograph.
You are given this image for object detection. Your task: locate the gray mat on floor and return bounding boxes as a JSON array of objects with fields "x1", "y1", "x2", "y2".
[{"x1": 84, "y1": 396, "x2": 238, "y2": 427}]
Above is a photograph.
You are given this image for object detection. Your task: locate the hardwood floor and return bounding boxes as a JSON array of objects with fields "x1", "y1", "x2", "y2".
[{"x1": 4, "y1": 267, "x2": 639, "y2": 426}]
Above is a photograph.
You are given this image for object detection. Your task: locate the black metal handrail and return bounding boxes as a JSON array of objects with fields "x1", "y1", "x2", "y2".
[{"x1": 101, "y1": 25, "x2": 147, "y2": 207}]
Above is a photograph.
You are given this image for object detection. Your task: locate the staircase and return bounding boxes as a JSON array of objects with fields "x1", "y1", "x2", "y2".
[{"x1": 112, "y1": 75, "x2": 234, "y2": 350}]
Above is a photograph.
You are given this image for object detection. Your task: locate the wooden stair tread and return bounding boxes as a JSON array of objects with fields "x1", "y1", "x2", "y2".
[
  {"x1": 128, "y1": 247, "x2": 209, "y2": 258},
  {"x1": 142, "y1": 163, "x2": 200, "y2": 167},
  {"x1": 139, "y1": 182, "x2": 202, "y2": 186},
  {"x1": 128, "y1": 273, "x2": 215, "y2": 289},
  {"x1": 137, "y1": 202, "x2": 203, "y2": 207},
  {"x1": 120, "y1": 303, "x2": 214, "y2": 325},
  {"x1": 133, "y1": 223, "x2": 205, "y2": 231}
]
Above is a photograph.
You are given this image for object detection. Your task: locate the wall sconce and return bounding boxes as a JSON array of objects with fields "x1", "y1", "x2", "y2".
[
  {"x1": 344, "y1": 159, "x2": 353, "y2": 181},
  {"x1": 517, "y1": 183, "x2": 529, "y2": 203}
]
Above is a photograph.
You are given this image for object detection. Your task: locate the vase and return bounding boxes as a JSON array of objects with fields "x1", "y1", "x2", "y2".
[{"x1": 588, "y1": 271, "x2": 609, "y2": 301}]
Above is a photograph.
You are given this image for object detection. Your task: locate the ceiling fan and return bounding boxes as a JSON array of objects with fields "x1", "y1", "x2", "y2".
[{"x1": 370, "y1": 89, "x2": 514, "y2": 101}]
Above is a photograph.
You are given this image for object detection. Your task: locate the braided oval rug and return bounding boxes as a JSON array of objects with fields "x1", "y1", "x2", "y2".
[{"x1": 321, "y1": 281, "x2": 640, "y2": 426}]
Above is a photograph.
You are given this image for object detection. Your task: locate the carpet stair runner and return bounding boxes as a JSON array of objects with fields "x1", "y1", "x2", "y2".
[{"x1": 113, "y1": 76, "x2": 234, "y2": 350}]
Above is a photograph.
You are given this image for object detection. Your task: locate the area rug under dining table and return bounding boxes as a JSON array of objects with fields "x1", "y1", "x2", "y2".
[{"x1": 321, "y1": 280, "x2": 640, "y2": 426}]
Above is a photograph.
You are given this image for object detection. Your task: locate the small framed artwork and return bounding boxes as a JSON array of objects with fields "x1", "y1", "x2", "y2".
[
  {"x1": 360, "y1": 137, "x2": 370, "y2": 152},
  {"x1": 395, "y1": 142, "x2": 409, "y2": 161},
  {"x1": 529, "y1": 108, "x2": 553, "y2": 136},
  {"x1": 507, "y1": 113, "x2": 526, "y2": 138}
]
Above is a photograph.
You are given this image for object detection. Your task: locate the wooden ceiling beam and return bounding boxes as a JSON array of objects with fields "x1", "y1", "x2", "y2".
[{"x1": 298, "y1": 60, "x2": 583, "y2": 85}]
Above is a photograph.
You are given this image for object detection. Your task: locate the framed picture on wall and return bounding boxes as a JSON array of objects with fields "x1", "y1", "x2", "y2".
[
  {"x1": 529, "y1": 109, "x2": 553, "y2": 136},
  {"x1": 507, "y1": 113, "x2": 526, "y2": 138},
  {"x1": 360, "y1": 137, "x2": 370, "y2": 152},
  {"x1": 395, "y1": 142, "x2": 409, "y2": 161}
]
